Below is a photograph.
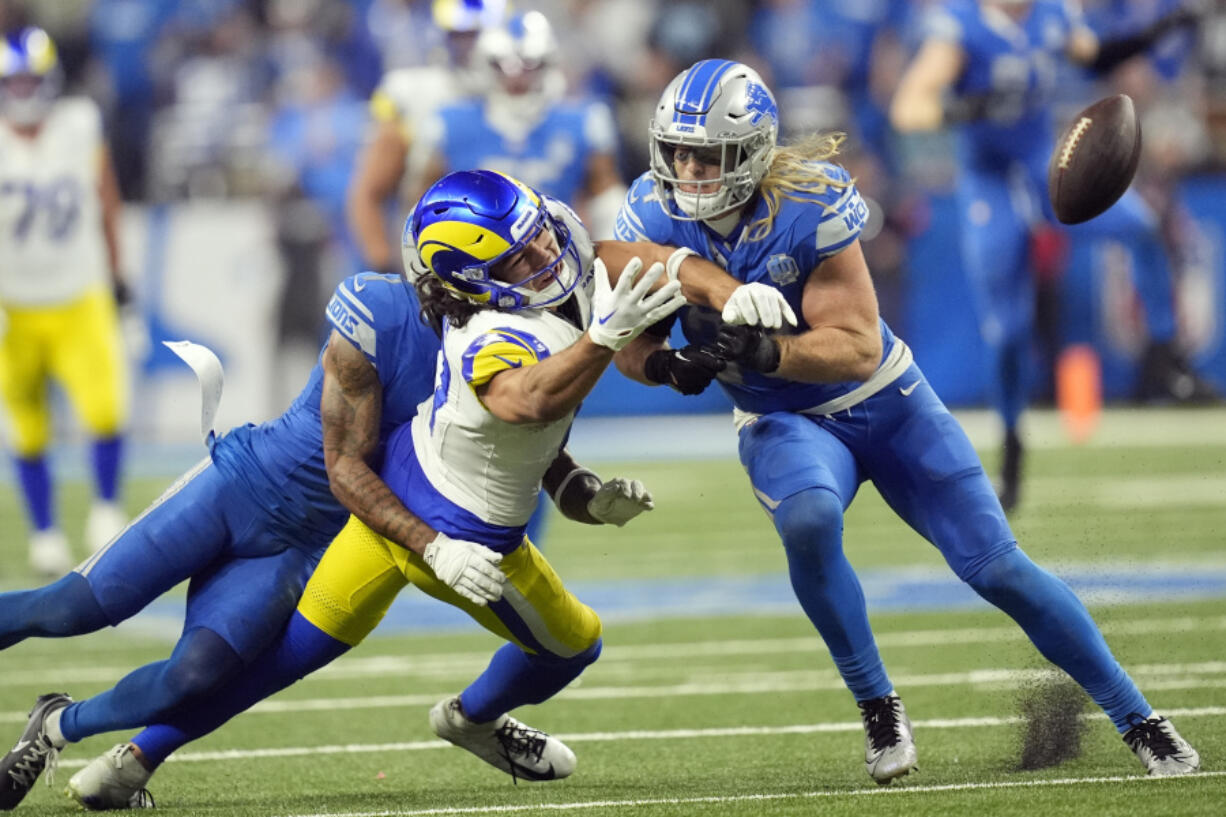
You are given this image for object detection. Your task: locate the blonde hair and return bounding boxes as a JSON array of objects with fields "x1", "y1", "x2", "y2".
[{"x1": 745, "y1": 132, "x2": 849, "y2": 242}]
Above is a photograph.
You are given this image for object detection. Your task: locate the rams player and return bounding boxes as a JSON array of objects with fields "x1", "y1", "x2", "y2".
[
  {"x1": 890, "y1": 0, "x2": 1206, "y2": 510},
  {"x1": 415, "y1": 11, "x2": 627, "y2": 239},
  {"x1": 0, "y1": 27, "x2": 132, "y2": 573},
  {"x1": 28, "y1": 171, "x2": 682, "y2": 801},
  {"x1": 614, "y1": 59, "x2": 1200, "y2": 780}
]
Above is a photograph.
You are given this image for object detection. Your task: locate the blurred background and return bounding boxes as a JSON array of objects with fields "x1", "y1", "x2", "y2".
[{"x1": 0, "y1": 0, "x2": 1224, "y2": 533}]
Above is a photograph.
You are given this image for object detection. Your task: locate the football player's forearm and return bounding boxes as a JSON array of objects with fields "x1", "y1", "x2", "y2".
[
  {"x1": 542, "y1": 450, "x2": 602, "y2": 525},
  {"x1": 347, "y1": 189, "x2": 393, "y2": 271},
  {"x1": 331, "y1": 460, "x2": 438, "y2": 554},
  {"x1": 595, "y1": 240, "x2": 737, "y2": 310},
  {"x1": 614, "y1": 334, "x2": 664, "y2": 385},
  {"x1": 486, "y1": 337, "x2": 613, "y2": 423},
  {"x1": 775, "y1": 327, "x2": 882, "y2": 383}
]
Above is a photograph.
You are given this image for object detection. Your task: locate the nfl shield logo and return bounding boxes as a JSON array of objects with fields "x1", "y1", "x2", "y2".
[{"x1": 766, "y1": 254, "x2": 800, "y2": 286}]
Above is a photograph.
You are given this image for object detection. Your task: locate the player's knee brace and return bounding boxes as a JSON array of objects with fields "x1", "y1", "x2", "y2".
[{"x1": 773, "y1": 488, "x2": 844, "y2": 563}]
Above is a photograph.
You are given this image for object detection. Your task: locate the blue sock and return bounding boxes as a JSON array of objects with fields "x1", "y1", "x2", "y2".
[
  {"x1": 461, "y1": 640, "x2": 602, "y2": 724},
  {"x1": 774, "y1": 488, "x2": 892, "y2": 701},
  {"x1": 0, "y1": 573, "x2": 109, "y2": 650},
  {"x1": 15, "y1": 456, "x2": 53, "y2": 530},
  {"x1": 59, "y1": 628, "x2": 242, "y2": 743},
  {"x1": 966, "y1": 548, "x2": 1150, "y2": 732},
  {"x1": 1131, "y1": 238, "x2": 1177, "y2": 343},
  {"x1": 133, "y1": 612, "x2": 349, "y2": 765},
  {"x1": 91, "y1": 435, "x2": 124, "y2": 502}
]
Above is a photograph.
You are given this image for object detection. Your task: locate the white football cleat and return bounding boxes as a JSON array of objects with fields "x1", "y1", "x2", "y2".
[
  {"x1": 66, "y1": 743, "x2": 154, "y2": 810},
  {"x1": 429, "y1": 696, "x2": 575, "y2": 783},
  {"x1": 86, "y1": 501, "x2": 127, "y2": 553},
  {"x1": 29, "y1": 529, "x2": 73, "y2": 577},
  {"x1": 858, "y1": 692, "x2": 918, "y2": 785},
  {"x1": 1123, "y1": 715, "x2": 1200, "y2": 776}
]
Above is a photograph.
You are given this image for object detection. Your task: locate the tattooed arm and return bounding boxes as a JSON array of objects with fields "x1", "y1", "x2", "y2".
[{"x1": 320, "y1": 330, "x2": 438, "y2": 555}]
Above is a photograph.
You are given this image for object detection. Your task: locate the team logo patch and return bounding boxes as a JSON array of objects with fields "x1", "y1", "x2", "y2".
[
  {"x1": 744, "y1": 82, "x2": 777, "y2": 126},
  {"x1": 765, "y1": 254, "x2": 800, "y2": 286}
]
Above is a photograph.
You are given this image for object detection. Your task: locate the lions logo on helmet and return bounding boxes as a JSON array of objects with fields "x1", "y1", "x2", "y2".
[
  {"x1": 405, "y1": 170, "x2": 582, "y2": 310},
  {"x1": 0, "y1": 27, "x2": 62, "y2": 127},
  {"x1": 649, "y1": 59, "x2": 779, "y2": 221}
]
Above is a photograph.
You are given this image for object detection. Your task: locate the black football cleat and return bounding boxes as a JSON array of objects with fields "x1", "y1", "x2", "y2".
[
  {"x1": 1136, "y1": 341, "x2": 1221, "y2": 405},
  {"x1": 996, "y1": 429, "x2": 1023, "y2": 514},
  {"x1": 0, "y1": 693, "x2": 71, "y2": 810}
]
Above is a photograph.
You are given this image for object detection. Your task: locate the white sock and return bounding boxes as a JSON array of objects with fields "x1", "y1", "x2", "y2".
[{"x1": 43, "y1": 707, "x2": 68, "y2": 749}]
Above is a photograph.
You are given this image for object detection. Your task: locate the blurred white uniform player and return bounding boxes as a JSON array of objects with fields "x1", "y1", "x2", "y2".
[
  {"x1": 417, "y1": 11, "x2": 627, "y2": 239},
  {"x1": 0, "y1": 27, "x2": 131, "y2": 574},
  {"x1": 347, "y1": 0, "x2": 507, "y2": 273}
]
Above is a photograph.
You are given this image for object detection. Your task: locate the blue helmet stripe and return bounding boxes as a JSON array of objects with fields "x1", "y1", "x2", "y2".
[{"x1": 673, "y1": 59, "x2": 736, "y2": 127}]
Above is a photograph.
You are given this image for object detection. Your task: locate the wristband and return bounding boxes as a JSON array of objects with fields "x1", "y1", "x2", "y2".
[
  {"x1": 665, "y1": 247, "x2": 698, "y2": 281},
  {"x1": 551, "y1": 467, "x2": 599, "y2": 506}
]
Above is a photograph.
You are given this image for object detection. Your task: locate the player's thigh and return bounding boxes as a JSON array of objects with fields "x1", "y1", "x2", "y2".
[
  {"x1": 403, "y1": 539, "x2": 601, "y2": 659},
  {"x1": 185, "y1": 547, "x2": 318, "y2": 662},
  {"x1": 76, "y1": 459, "x2": 235, "y2": 623},
  {"x1": 50, "y1": 288, "x2": 128, "y2": 435},
  {"x1": 957, "y1": 174, "x2": 1033, "y2": 331},
  {"x1": 0, "y1": 305, "x2": 53, "y2": 454},
  {"x1": 736, "y1": 411, "x2": 860, "y2": 514},
  {"x1": 862, "y1": 381, "x2": 1016, "y2": 579},
  {"x1": 297, "y1": 515, "x2": 410, "y2": 647}
]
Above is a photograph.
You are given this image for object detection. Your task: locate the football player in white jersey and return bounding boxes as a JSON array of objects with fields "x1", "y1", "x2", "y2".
[
  {"x1": 0, "y1": 27, "x2": 133, "y2": 575},
  {"x1": 45, "y1": 170, "x2": 686, "y2": 792},
  {"x1": 347, "y1": 0, "x2": 507, "y2": 274}
]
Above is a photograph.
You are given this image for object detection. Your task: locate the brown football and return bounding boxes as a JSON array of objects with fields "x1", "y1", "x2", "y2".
[{"x1": 1047, "y1": 94, "x2": 1142, "y2": 225}]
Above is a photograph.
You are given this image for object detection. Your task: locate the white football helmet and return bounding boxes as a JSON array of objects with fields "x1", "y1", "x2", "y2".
[
  {"x1": 475, "y1": 11, "x2": 565, "y2": 126},
  {"x1": 0, "y1": 27, "x2": 62, "y2": 127},
  {"x1": 649, "y1": 60, "x2": 779, "y2": 221}
]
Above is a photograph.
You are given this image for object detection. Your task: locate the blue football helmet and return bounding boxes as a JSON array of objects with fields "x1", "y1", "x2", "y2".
[
  {"x1": 649, "y1": 59, "x2": 779, "y2": 221},
  {"x1": 0, "y1": 27, "x2": 62, "y2": 126},
  {"x1": 404, "y1": 170, "x2": 582, "y2": 311}
]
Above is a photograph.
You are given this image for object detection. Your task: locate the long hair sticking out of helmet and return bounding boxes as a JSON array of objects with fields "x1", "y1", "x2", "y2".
[
  {"x1": 746, "y1": 131, "x2": 850, "y2": 242},
  {"x1": 0, "y1": 27, "x2": 62, "y2": 127},
  {"x1": 403, "y1": 169, "x2": 582, "y2": 328}
]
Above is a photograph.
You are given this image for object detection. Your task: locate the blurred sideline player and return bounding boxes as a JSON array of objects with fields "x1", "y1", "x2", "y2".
[
  {"x1": 40, "y1": 170, "x2": 682, "y2": 803},
  {"x1": 614, "y1": 58, "x2": 1200, "y2": 782},
  {"x1": 347, "y1": 0, "x2": 506, "y2": 274},
  {"x1": 890, "y1": 0, "x2": 1208, "y2": 511},
  {"x1": 416, "y1": 11, "x2": 627, "y2": 239},
  {"x1": 0, "y1": 26, "x2": 133, "y2": 575}
]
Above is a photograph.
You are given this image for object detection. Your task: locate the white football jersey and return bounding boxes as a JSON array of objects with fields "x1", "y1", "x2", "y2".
[
  {"x1": 410, "y1": 199, "x2": 596, "y2": 527},
  {"x1": 0, "y1": 97, "x2": 109, "y2": 306}
]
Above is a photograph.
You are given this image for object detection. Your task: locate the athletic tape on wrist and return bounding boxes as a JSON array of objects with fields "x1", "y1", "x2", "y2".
[
  {"x1": 552, "y1": 467, "x2": 599, "y2": 505},
  {"x1": 665, "y1": 247, "x2": 698, "y2": 281}
]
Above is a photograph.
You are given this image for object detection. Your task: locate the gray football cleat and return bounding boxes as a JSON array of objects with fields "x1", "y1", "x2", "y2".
[
  {"x1": 858, "y1": 692, "x2": 918, "y2": 785},
  {"x1": 429, "y1": 696, "x2": 575, "y2": 783},
  {"x1": 66, "y1": 744, "x2": 154, "y2": 810},
  {"x1": 0, "y1": 692, "x2": 71, "y2": 809},
  {"x1": 1123, "y1": 714, "x2": 1200, "y2": 776},
  {"x1": 28, "y1": 529, "x2": 73, "y2": 577}
]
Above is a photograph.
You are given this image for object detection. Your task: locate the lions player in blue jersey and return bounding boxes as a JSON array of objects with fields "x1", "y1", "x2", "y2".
[
  {"x1": 613, "y1": 59, "x2": 1201, "y2": 782},
  {"x1": 15, "y1": 171, "x2": 680, "y2": 805},
  {"x1": 416, "y1": 11, "x2": 627, "y2": 239},
  {"x1": 890, "y1": 0, "x2": 1205, "y2": 510}
]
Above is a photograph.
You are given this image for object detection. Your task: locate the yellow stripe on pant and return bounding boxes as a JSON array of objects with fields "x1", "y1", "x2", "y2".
[{"x1": 298, "y1": 515, "x2": 602, "y2": 655}]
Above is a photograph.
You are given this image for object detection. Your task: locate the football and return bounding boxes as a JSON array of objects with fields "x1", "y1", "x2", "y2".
[{"x1": 1047, "y1": 94, "x2": 1143, "y2": 225}]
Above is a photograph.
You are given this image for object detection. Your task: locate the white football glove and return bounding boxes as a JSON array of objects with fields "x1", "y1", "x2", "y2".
[
  {"x1": 722, "y1": 283, "x2": 797, "y2": 329},
  {"x1": 587, "y1": 478, "x2": 654, "y2": 526},
  {"x1": 422, "y1": 533, "x2": 506, "y2": 606},
  {"x1": 587, "y1": 257, "x2": 687, "y2": 351}
]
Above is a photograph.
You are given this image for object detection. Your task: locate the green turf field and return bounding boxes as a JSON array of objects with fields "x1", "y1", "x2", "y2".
[{"x1": 1, "y1": 408, "x2": 1224, "y2": 816}]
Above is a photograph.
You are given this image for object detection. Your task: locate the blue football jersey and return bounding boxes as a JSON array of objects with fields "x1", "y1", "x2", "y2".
[
  {"x1": 209, "y1": 272, "x2": 440, "y2": 551},
  {"x1": 433, "y1": 98, "x2": 617, "y2": 204},
  {"x1": 615, "y1": 166, "x2": 898, "y2": 415},
  {"x1": 927, "y1": 0, "x2": 1081, "y2": 164}
]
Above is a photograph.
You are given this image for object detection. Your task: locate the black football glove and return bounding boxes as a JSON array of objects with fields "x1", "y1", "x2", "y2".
[
  {"x1": 710, "y1": 323, "x2": 781, "y2": 374},
  {"x1": 643, "y1": 345, "x2": 725, "y2": 395}
]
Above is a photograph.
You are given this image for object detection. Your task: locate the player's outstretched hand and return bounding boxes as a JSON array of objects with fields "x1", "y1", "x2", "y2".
[
  {"x1": 423, "y1": 533, "x2": 506, "y2": 605},
  {"x1": 588, "y1": 258, "x2": 687, "y2": 351},
  {"x1": 722, "y1": 283, "x2": 797, "y2": 329},
  {"x1": 644, "y1": 345, "x2": 725, "y2": 395},
  {"x1": 710, "y1": 323, "x2": 781, "y2": 374},
  {"x1": 588, "y1": 478, "x2": 654, "y2": 526}
]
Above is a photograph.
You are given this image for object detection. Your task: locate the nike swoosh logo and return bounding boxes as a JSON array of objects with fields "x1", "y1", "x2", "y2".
[
  {"x1": 492, "y1": 355, "x2": 523, "y2": 369},
  {"x1": 10, "y1": 739, "x2": 29, "y2": 753},
  {"x1": 506, "y1": 760, "x2": 558, "y2": 781},
  {"x1": 597, "y1": 310, "x2": 616, "y2": 325},
  {"x1": 752, "y1": 486, "x2": 781, "y2": 511},
  {"x1": 899, "y1": 380, "x2": 921, "y2": 397},
  {"x1": 353, "y1": 277, "x2": 367, "y2": 292}
]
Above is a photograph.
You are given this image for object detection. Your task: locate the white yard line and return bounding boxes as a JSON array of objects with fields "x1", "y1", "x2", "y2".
[{"x1": 282, "y1": 770, "x2": 1226, "y2": 817}]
